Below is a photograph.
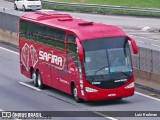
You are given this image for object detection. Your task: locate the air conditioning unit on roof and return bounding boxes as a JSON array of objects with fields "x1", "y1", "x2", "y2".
[{"x1": 36, "y1": 9, "x2": 56, "y2": 15}]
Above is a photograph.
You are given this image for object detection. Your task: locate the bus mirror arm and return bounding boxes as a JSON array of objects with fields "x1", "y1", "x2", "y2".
[
  {"x1": 76, "y1": 39, "x2": 84, "y2": 61},
  {"x1": 128, "y1": 37, "x2": 138, "y2": 54}
]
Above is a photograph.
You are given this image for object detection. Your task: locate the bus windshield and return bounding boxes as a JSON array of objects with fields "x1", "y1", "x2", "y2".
[{"x1": 82, "y1": 37, "x2": 132, "y2": 83}]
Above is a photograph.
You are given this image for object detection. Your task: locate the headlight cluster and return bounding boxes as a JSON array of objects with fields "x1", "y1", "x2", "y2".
[{"x1": 85, "y1": 87, "x2": 98, "y2": 92}]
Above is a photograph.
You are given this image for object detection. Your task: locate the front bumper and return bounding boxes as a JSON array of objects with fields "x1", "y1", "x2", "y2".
[
  {"x1": 84, "y1": 81, "x2": 135, "y2": 101},
  {"x1": 26, "y1": 5, "x2": 42, "y2": 10}
]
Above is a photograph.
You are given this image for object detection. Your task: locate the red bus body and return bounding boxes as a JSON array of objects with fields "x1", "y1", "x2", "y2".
[{"x1": 19, "y1": 10, "x2": 138, "y2": 102}]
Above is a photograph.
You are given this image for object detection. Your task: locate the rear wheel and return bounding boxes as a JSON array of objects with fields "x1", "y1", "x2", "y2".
[
  {"x1": 36, "y1": 71, "x2": 44, "y2": 89},
  {"x1": 72, "y1": 84, "x2": 82, "y2": 103},
  {"x1": 14, "y1": 4, "x2": 17, "y2": 10},
  {"x1": 31, "y1": 70, "x2": 37, "y2": 87},
  {"x1": 22, "y1": 5, "x2": 26, "y2": 11}
]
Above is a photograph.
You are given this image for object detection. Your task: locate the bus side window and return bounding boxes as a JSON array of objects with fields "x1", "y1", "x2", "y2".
[
  {"x1": 20, "y1": 19, "x2": 66, "y2": 50},
  {"x1": 67, "y1": 34, "x2": 80, "y2": 69},
  {"x1": 67, "y1": 34, "x2": 76, "y2": 54},
  {"x1": 68, "y1": 34, "x2": 76, "y2": 43}
]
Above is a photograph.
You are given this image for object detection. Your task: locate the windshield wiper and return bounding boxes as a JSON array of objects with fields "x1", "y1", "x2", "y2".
[{"x1": 95, "y1": 65, "x2": 108, "y2": 75}]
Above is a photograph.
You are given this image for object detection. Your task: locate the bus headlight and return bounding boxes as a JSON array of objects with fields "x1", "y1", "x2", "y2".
[
  {"x1": 125, "y1": 82, "x2": 134, "y2": 89},
  {"x1": 85, "y1": 87, "x2": 98, "y2": 92}
]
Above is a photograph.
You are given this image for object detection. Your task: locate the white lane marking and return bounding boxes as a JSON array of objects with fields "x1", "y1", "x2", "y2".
[
  {"x1": 0, "y1": 46, "x2": 19, "y2": 55},
  {"x1": 151, "y1": 44, "x2": 160, "y2": 48},
  {"x1": 141, "y1": 26, "x2": 150, "y2": 31},
  {"x1": 124, "y1": 30, "x2": 141, "y2": 32},
  {"x1": 130, "y1": 34, "x2": 160, "y2": 43},
  {"x1": 93, "y1": 111, "x2": 118, "y2": 120},
  {"x1": 19, "y1": 82, "x2": 42, "y2": 92},
  {"x1": 106, "y1": 117, "x2": 118, "y2": 120},
  {"x1": 129, "y1": 32, "x2": 157, "y2": 35},
  {"x1": 135, "y1": 91, "x2": 160, "y2": 102},
  {"x1": 130, "y1": 35, "x2": 160, "y2": 47},
  {"x1": 135, "y1": 40, "x2": 145, "y2": 44}
]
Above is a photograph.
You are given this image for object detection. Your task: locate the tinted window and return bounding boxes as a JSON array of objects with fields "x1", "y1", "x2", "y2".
[
  {"x1": 67, "y1": 34, "x2": 76, "y2": 54},
  {"x1": 20, "y1": 20, "x2": 65, "y2": 49}
]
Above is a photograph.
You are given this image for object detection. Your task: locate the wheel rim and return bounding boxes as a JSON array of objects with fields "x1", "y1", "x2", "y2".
[
  {"x1": 32, "y1": 73, "x2": 36, "y2": 84},
  {"x1": 32, "y1": 73, "x2": 36, "y2": 80},
  {"x1": 73, "y1": 87, "x2": 78, "y2": 99},
  {"x1": 37, "y1": 74, "x2": 41, "y2": 87}
]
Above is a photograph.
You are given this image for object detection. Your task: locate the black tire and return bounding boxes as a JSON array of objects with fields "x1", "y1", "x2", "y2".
[
  {"x1": 31, "y1": 70, "x2": 38, "y2": 87},
  {"x1": 72, "y1": 84, "x2": 82, "y2": 103},
  {"x1": 14, "y1": 4, "x2": 18, "y2": 10},
  {"x1": 22, "y1": 5, "x2": 26, "y2": 11},
  {"x1": 36, "y1": 71, "x2": 44, "y2": 89}
]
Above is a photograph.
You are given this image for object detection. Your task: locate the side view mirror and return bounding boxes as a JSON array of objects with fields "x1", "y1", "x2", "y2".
[
  {"x1": 128, "y1": 37, "x2": 138, "y2": 54},
  {"x1": 76, "y1": 38, "x2": 84, "y2": 61}
]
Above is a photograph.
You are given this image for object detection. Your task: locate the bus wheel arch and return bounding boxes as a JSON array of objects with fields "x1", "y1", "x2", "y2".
[{"x1": 71, "y1": 82, "x2": 83, "y2": 103}]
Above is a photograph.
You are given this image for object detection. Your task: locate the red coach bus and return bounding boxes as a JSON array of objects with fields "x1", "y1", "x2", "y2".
[{"x1": 19, "y1": 10, "x2": 138, "y2": 102}]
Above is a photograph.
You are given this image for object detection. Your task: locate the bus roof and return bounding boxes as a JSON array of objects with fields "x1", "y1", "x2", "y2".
[{"x1": 21, "y1": 10, "x2": 127, "y2": 41}]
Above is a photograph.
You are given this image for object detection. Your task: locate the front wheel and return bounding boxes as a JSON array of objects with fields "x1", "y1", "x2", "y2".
[
  {"x1": 22, "y1": 5, "x2": 26, "y2": 11},
  {"x1": 72, "y1": 84, "x2": 83, "y2": 103}
]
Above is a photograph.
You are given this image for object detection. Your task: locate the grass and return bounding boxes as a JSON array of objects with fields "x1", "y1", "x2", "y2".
[
  {"x1": 54, "y1": 0, "x2": 160, "y2": 9},
  {"x1": 42, "y1": 0, "x2": 160, "y2": 17}
]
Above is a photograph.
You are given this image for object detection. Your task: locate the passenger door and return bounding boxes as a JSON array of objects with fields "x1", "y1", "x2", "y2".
[
  {"x1": 67, "y1": 33, "x2": 78, "y2": 77},
  {"x1": 66, "y1": 33, "x2": 81, "y2": 92}
]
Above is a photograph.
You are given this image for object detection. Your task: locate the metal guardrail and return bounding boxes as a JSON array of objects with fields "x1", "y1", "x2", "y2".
[
  {"x1": 0, "y1": 12, "x2": 19, "y2": 32},
  {"x1": 42, "y1": 0, "x2": 160, "y2": 13}
]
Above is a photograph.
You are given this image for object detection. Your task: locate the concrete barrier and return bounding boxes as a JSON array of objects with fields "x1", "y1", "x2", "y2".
[
  {"x1": 0, "y1": 29, "x2": 18, "y2": 46},
  {"x1": 134, "y1": 69, "x2": 160, "y2": 91}
]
